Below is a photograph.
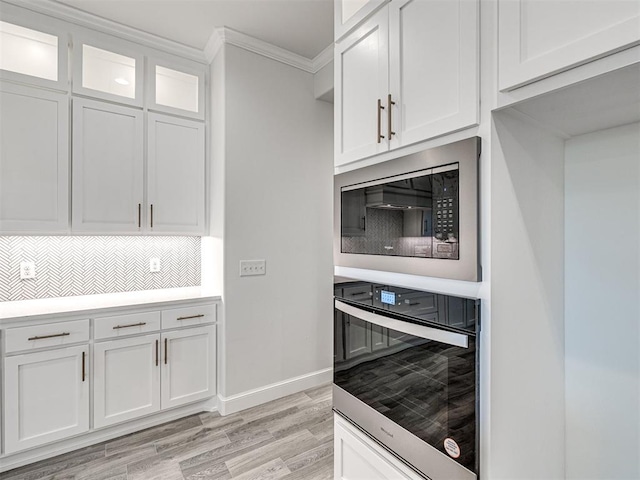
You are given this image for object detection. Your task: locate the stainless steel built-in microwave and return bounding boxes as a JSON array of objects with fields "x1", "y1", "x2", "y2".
[{"x1": 334, "y1": 137, "x2": 480, "y2": 282}]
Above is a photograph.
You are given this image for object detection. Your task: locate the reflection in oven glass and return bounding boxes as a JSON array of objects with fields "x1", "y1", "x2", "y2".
[{"x1": 334, "y1": 322, "x2": 476, "y2": 472}]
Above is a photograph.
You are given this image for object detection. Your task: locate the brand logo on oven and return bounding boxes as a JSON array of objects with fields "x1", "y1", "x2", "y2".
[
  {"x1": 384, "y1": 246, "x2": 394, "y2": 250},
  {"x1": 380, "y1": 427, "x2": 394, "y2": 438}
]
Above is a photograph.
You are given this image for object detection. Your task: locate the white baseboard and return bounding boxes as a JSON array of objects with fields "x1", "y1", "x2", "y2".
[
  {"x1": 217, "y1": 367, "x2": 333, "y2": 416},
  {"x1": 0, "y1": 399, "x2": 217, "y2": 473}
]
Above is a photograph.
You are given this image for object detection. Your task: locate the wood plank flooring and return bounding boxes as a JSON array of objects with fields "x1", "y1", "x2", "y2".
[{"x1": 1, "y1": 385, "x2": 333, "y2": 480}]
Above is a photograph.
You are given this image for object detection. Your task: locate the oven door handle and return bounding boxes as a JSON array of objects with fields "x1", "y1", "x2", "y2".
[{"x1": 335, "y1": 300, "x2": 468, "y2": 349}]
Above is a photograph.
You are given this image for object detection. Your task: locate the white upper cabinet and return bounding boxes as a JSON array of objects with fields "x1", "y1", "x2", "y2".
[
  {"x1": 72, "y1": 98, "x2": 144, "y2": 234},
  {"x1": 389, "y1": 0, "x2": 478, "y2": 150},
  {"x1": 498, "y1": 0, "x2": 640, "y2": 91},
  {"x1": 148, "y1": 113, "x2": 205, "y2": 234},
  {"x1": 335, "y1": 0, "x2": 478, "y2": 167},
  {"x1": 335, "y1": 0, "x2": 389, "y2": 41},
  {"x1": 0, "y1": 12, "x2": 68, "y2": 90},
  {"x1": 73, "y1": 37, "x2": 144, "y2": 106},
  {"x1": 0, "y1": 83, "x2": 69, "y2": 234},
  {"x1": 335, "y1": 9, "x2": 389, "y2": 166},
  {"x1": 149, "y1": 60, "x2": 205, "y2": 120}
]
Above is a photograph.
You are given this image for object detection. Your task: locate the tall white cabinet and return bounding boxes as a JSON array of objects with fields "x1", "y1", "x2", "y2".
[
  {"x1": 4, "y1": 345, "x2": 90, "y2": 454},
  {"x1": 0, "y1": 83, "x2": 69, "y2": 234},
  {"x1": 335, "y1": 0, "x2": 478, "y2": 167},
  {"x1": 72, "y1": 98, "x2": 144, "y2": 234}
]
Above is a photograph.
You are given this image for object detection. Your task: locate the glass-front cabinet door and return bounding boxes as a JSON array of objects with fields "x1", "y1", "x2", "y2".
[
  {"x1": 0, "y1": 10, "x2": 68, "y2": 89},
  {"x1": 148, "y1": 59, "x2": 205, "y2": 120},
  {"x1": 72, "y1": 35, "x2": 143, "y2": 106}
]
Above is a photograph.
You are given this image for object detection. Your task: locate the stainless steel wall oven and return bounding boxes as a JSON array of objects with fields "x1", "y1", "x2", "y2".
[
  {"x1": 333, "y1": 279, "x2": 480, "y2": 480},
  {"x1": 335, "y1": 137, "x2": 480, "y2": 281}
]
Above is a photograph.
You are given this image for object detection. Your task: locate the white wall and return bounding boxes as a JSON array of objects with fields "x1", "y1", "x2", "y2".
[
  {"x1": 491, "y1": 110, "x2": 566, "y2": 480},
  {"x1": 565, "y1": 122, "x2": 640, "y2": 480},
  {"x1": 210, "y1": 44, "x2": 334, "y2": 408}
]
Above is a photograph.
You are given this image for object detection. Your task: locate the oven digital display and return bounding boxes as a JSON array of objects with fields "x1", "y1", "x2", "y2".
[{"x1": 381, "y1": 290, "x2": 396, "y2": 305}]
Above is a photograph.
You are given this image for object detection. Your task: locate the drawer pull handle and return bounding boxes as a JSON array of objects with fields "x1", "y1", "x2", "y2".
[
  {"x1": 176, "y1": 314, "x2": 205, "y2": 321},
  {"x1": 82, "y1": 351, "x2": 86, "y2": 382},
  {"x1": 113, "y1": 322, "x2": 147, "y2": 330},
  {"x1": 28, "y1": 332, "x2": 70, "y2": 341}
]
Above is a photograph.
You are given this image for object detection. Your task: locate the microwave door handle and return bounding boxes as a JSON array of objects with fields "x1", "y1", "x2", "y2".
[{"x1": 335, "y1": 300, "x2": 468, "y2": 349}]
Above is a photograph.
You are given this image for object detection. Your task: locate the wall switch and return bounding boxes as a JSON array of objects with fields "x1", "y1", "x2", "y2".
[
  {"x1": 150, "y1": 258, "x2": 161, "y2": 272},
  {"x1": 20, "y1": 261, "x2": 36, "y2": 280},
  {"x1": 240, "y1": 259, "x2": 266, "y2": 277}
]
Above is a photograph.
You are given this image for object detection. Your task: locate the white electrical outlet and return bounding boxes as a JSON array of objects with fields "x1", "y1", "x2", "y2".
[
  {"x1": 149, "y1": 258, "x2": 161, "y2": 272},
  {"x1": 240, "y1": 259, "x2": 266, "y2": 277},
  {"x1": 20, "y1": 261, "x2": 36, "y2": 280}
]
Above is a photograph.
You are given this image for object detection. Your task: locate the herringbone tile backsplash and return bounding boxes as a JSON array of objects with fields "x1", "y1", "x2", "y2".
[{"x1": 0, "y1": 236, "x2": 201, "y2": 302}]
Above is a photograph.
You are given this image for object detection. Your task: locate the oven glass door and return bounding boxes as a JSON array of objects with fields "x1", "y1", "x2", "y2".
[{"x1": 334, "y1": 300, "x2": 477, "y2": 473}]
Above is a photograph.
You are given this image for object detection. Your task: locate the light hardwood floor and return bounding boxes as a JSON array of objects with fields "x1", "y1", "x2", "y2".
[{"x1": 1, "y1": 384, "x2": 333, "y2": 480}]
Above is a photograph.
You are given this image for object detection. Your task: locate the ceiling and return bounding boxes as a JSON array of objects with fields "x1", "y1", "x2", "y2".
[{"x1": 54, "y1": 0, "x2": 334, "y2": 59}]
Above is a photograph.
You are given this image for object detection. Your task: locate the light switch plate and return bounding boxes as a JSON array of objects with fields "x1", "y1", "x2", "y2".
[
  {"x1": 20, "y1": 261, "x2": 36, "y2": 280},
  {"x1": 240, "y1": 259, "x2": 266, "y2": 276}
]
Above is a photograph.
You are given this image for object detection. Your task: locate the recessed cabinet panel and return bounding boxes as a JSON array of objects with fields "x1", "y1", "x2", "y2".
[
  {"x1": 161, "y1": 326, "x2": 215, "y2": 409},
  {"x1": 148, "y1": 113, "x2": 205, "y2": 234},
  {"x1": 389, "y1": 0, "x2": 478, "y2": 149},
  {"x1": 0, "y1": 83, "x2": 69, "y2": 233},
  {"x1": 0, "y1": 21, "x2": 58, "y2": 81},
  {"x1": 335, "y1": 10, "x2": 389, "y2": 166},
  {"x1": 335, "y1": 0, "x2": 388, "y2": 41},
  {"x1": 72, "y1": 98, "x2": 144, "y2": 233},
  {"x1": 4, "y1": 346, "x2": 89, "y2": 454},
  {"x1": 93, "y1": 334, "x2": 161, "y2": 428},
  {"x1": 499, "y1": 0, "x2": 640, "y2": 90}
]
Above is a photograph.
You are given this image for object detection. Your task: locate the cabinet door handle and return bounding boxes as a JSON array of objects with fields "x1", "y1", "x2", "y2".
[
  {"x1": 176, "y1": 314, "x2": 205, "y2": 321},
  {"x1": 377, "y1": 99, "x2": 385, "y2": 143},
  {"x1": 28, "y1": 332, "x2": 70, "y2": 341},
  {"x1": 155, "y1": 339, "x2": 159, "y2": 367},
  {"x1": 138, "y1": 203, "x2": 141, "y2": 228},
  {"x1": 150, "y1": 204, "x2": 154, "y2": 228},
  {"x1": 82, "y1": 351, "x2": 86, "y2": 382},
  {"x1": 164, "y1": 338, "x2": 168, "y2": 365},
  {"x1": 113, "y1": 322, "x2": 147, "y2": 330},
  {"x1": 387, "y1": 94, "x2": 396, "y2": 140}
]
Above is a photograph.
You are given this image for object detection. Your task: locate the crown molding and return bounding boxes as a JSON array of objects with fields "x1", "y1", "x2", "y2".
[
  {"x1": 4, "y1": 0, "x2": 208, "y2": 64},
  {"x1": 205, "y1": 27, "x2": 334, "y2": 74},
  {"x1": 311, "y1": 43, "x2": 334, "y2": 72}
]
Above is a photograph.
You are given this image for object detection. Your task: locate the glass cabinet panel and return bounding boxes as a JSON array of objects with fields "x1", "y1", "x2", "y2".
[
  {"x1": 0, "y1": 21, "x2": 58, "y2": 81},
  {"x1": 155, "y1": 65, "x2": 199, "y2": 113},
  {"x1": 82, "y1": 45, "x2": 136, "y2": 99}
]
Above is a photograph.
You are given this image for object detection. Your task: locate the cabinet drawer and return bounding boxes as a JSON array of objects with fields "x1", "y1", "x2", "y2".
[
  {"x1": 5, "y1": 320, "x2": 90, "y2": 354},
  {"x1": 94, "y1": 311, "x2": 161, "y2": 340},
  {"x1": 162, "y1": 304, "x2": 216, "y2": 329}
]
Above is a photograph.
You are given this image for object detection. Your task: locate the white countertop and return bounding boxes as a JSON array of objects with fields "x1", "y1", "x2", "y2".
[{"x1": 0, "y1": 287, "x2": 221, "y2": 320}]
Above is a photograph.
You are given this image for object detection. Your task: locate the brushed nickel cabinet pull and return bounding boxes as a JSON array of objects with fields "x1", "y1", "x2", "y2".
[
  {"x1": 82, "y1": 351, "x2": 86, "y2": 382},
  {"x1": 176, "y1": 314, "x2": 205, "y2": 321},
  {"x1": 155, "y1": 339, "x2": 159, "y2": 367},
  {"x1": 164, "y1": 338, "x2": 168, "y2": 365},
  {"x1": 377, "y1": 99, "x2": 385, "y2": 144},
  {"x1": 28, "y1": 332, "x2": 70, "y2": 341},
  {"x1": 113, "y1": 322, "x2": 147, "y2": 330},
  {"x1": 150, "y1": 204, "x2": 154, "y2": 228},
  {"x1": 387, "y1": 94, "x2": 396, "y2": 140},
  {"x1": 138, "y1": 203, "x2": 141, "y2": 228}
]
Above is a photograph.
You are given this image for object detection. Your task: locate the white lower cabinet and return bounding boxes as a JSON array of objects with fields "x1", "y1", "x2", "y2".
[
  {"x1": 4, "y1": 345, "x2": 89, "y2": 454},
  {"x1": 161, "y1": 326, "x2": 216, "y2": 409},
  {"x1": 93, "y1": 334, "x2": 161, "y2": 428},
  {"x1": 334, "y1": 414, "x2": 423, "y2": 480}
]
